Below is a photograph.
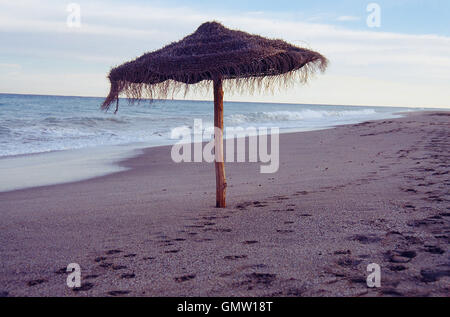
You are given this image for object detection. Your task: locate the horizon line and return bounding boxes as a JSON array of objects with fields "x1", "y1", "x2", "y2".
[{"x1": 0, "y1": 92, "x2": 447, "y2": 110}]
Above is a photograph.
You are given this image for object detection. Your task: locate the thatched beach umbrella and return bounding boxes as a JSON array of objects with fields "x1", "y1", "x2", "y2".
[{"x1": 102, "y1": 21, "x2": 327, "y2": 208}]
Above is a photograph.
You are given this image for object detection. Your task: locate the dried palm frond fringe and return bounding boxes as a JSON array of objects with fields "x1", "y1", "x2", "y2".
[{"x1": 102, "y1": 21, "x2": 328, "y2": 113}]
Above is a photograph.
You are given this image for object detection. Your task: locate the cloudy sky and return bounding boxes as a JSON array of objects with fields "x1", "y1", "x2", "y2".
[{"x1": 1, "y1": 0, "x2": 449, "y2": 108}]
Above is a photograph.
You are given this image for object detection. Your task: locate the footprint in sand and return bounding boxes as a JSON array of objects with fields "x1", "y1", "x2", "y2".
[
  {"x1": 174, "y1": 274, "x2": 196, "y2": 283},
  {"x1": 27, "y1": 279, "x2": 47, "y2": 287},
  {"x1": 336, "y1": 257, "x2": 362, "y2": 268},
  {"x1": 121, "y1": 273, "x2": 136, "y2": 279},
  {"x1": 202, "y1": 216, "x2": 218, "y2": 220},
  {"x1": 285, "y1": 288, "x2": 305, "y2": 296},
  {"x1": 235, "y1": 205, "x2": 248, "y2": 211},
  {"x1": 108, "y1": 290, "x2": 130, "y2": 296},
  {"x1": 379, "y1": 288, "x2": 404, "y2": 297},
  {"x1": 245, "y1": 273, "x2": 277, "y2": 286},
  {"x1": 165, "y1": 250, "x2": 181, "y2": 254},
  {"x1": 333, "y1": 250, "x2": 351, "y2": 255},
  {"x1": 420, "y1": 268, "x2": 450, "y2": 283},
  {"x1": 193, "y1": 238, "x2": 213, "y2": 242},
  {"x1": 73, "y1": 283, "x2": 94, "y2": 292},
  {"x1": 385, "y1": 250, "x2": 417, "y2": 264},
  {"x1": 224, "y1": 255, "x2": 248, "y2": 260},
  {"x1": 84, "y1": 274, "x2": 100, "y2": 280},
  {"x1": 388, "y1": 265, "x2": 407, "y2": 272},
  {"x1": 94, "y1": 256, "x2": 107, "y2": 263},
  {"x1": 348, "y1": 276, "x2": 367, "y2": 285},
  {"x1": 106, "y1": 250, "x2": 122, "y2": 255},
  {"x1": 253, "y1": 201, "x2": 268, "y2": 208},
  {"x1": 423, "y1": 245, "x2": 445, "y2": 254},
  {"x1": 242, "y1": 241, "x2": 259, "y2": 245},
  {"x1": 204, "y1": 228, "x2": 232, "y2": 233},
  {"x1": 276, "y1": 229, "x2": 294, "y2": 234},
  {"x1": 54, "y1": 268, "x2": 67, "y2": 275},
  {"x1": 185, "y1": 225, "x2": 205, "y2": 229},
  {"x1": 350, "y1": 234, "x2": 382, "y2": 244},
  {"x1": 112, "y1": 265, "x2": 128, "y2": 271}
]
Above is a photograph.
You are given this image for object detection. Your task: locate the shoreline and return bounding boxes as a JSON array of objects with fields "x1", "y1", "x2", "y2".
[
  {"x1": 0, "y1": 109, "x2": 414, "y2": 193},
  {"x1": 0, "y1": 111, "x2": 448, "y2": 297},
  {"x1": 0, "y1": 143, "x2": 146, "y2": 193}
]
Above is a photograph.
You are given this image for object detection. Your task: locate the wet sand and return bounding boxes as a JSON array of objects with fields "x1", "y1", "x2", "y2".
[{"x1": 0, "y1": 111, "x2": 448, "y2": 297}]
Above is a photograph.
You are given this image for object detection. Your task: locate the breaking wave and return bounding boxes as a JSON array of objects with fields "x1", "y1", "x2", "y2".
[
  {"x1": 226, "y1": 109, "x2": 377, "y2": 124},
  {"x1": 0, "y1": 94, "x2": 407, "y2": 157}
]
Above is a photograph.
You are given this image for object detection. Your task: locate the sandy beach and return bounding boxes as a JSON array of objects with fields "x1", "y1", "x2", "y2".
[{"x1": 0, "y1": 111, "x2": 448, "y2": 297}]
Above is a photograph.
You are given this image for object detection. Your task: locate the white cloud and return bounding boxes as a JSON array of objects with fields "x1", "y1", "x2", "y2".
[
  {"x1": 336, "y1": 16, "x2": 361, "y2": 22},
  {"x1": 0, "y1": 63, "x2": 21, "y2": 69},
  {"x1": 0, "y1": 0, "x2": 449, "y2": 108},
  {"x1": 0, "y1": 71, "x2": 109, "y2": 97}
]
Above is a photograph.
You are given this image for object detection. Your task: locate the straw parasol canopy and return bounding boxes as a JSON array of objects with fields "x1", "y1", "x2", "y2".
[{"x1": 102, "y1": 21, "x2": 327, "y2": 208}]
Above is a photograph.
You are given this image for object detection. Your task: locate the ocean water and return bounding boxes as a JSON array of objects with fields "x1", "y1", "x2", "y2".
[
  {"x1": 0, "y1": 93, "x2": 421, "y2": 158},
  {"x1": 0, "y1": 93, "x2": 428, "y2": 192}
]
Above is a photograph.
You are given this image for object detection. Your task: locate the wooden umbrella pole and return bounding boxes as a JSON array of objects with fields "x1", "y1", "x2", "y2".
[{"x1": 213, "y1": 78, "x2": 227, "y2": 208}]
